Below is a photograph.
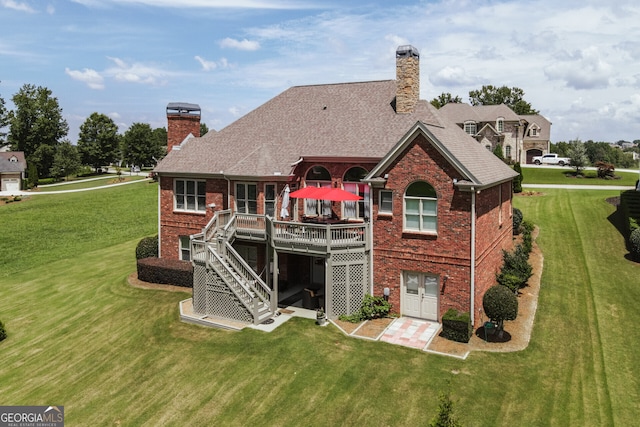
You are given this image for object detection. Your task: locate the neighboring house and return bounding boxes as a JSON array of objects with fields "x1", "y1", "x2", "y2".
[
  {"x1": 0, "y1": 151, "x2": 26, "y2": 193},
  {"x1": 439, "y1": 103, "x2": 552, "y2": 164},
  {"x1": 154, "y1": 46, "x2": 518, "y2": 328}
]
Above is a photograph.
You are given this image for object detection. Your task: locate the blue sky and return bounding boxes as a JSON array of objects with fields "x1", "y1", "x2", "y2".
[{"x1": 1, "y1": 0, "x2": 640, "y2": 144}]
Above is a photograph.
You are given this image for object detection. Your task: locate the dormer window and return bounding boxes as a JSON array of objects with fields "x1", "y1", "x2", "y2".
[
  {"x1": 9, "y1": 156, "x2": 18, "y2": 162},
  {"x1": 464, "y1": 121, "x2": 477, "y2": 135},
  {"x1": 529, "y1": 124, "x2": 540, "y2": 137},
  {"x1": 496, "y1": 118, "x2": 504, "y2": 133}
]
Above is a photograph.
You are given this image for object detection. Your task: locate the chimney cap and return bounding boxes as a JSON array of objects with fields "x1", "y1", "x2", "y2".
[
  {"x1": 396, "y1": 45, "x2": 420, "y2": 59},
  {"x1": 167, "y1": 102, "x2": 201, "y2": 115}
]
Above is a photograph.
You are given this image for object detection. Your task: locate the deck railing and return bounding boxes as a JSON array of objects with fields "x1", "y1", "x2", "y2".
[{"x1": 268, "y1": 218, "x2": 368, "y2": 252}]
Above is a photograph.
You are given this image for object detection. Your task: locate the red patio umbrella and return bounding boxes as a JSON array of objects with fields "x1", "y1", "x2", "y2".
[
  {"x1": 288, "y1": 186, "x2": 326, "y2": 199},
  {"x1": 319, "y1": 188, "x2": 363, "y2": 201}
]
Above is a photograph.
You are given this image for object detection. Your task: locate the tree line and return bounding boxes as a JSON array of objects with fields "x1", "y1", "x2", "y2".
[
  {"x1": 0, "y1": 83, "x2": 207, "y2": 183},
  {"x1": 552, "y1": 139, "x2": 638, "y2": 170}
]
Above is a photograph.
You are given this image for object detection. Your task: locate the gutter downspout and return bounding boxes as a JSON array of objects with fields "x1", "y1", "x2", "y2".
[
  {"x1": 157, "y1": 178, "x2": 162, "y2": 258},
  {"x1": 368, "y1": 183, "x2": 374, "y2": 296},
  {"x1": 470, "y1": 188, "x2": 476, "y2": 327}
]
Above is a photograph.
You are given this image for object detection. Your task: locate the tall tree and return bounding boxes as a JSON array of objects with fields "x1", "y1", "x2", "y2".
[
  {"x1": 77, "y1": 113, "x2": 120, "y2": 172},
  {"x1": 151, "y1": 127, "x2": 167, "y2": 162},
  {"x1": 7, "y1": 84, "x2": 68, "y2": 177},
  {"x1": 200, "y1": 122, "x2": 209, "y2": 136},
  {"x1": 50, "y1": 140, "x2": 81, "y2": 181},
  {"x1": 0, "y1": 83, "x2": 8, "y2": 148},
  {"x1": 468, "y1": 85, "x2": 539, "y2": 115},
  {"x1": 430, "y1": 92, "x2": 463, "y2": 109},
  {"x1": 567, "y1": 139, "x2": 589, "y2": 174},
  {"x1": 121, "y1": 123, "x2": 165, "y2": 168}
]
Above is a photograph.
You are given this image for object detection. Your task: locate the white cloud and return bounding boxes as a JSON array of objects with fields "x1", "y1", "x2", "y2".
[
  {"x1": 65, "y1": 67, "x2": 105, "y2": 89},
  {"x1": 430, "y1": 66, "x2": 484, "y2": 87},
  {"x1": 104, "y1": 57, "x2": 170, "y2": 86},
  {"x1": 1, "y1": 0, "x2": 35, "y2": 12},
  {"x1": 194, "y1": 55, "x2": 230, "y2": 71},
  {"x1": 544, "y1": 46, "x2": 614, "y2": 90},
  {"x1": 71, "y1": 0, "x2": 319, "y2": 9},
  {"x1": 228, "y1": 106, "x2": 241, "y2": 117},
  {"x1": 220, "y1": 38, "x2": 260, "y2": 51},
  {"x1": 46, "y1": 4, "x2": 55, "y2": 14}
]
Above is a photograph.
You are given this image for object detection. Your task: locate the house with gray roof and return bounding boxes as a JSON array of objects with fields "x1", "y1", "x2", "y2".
[
  {"x1": 154, "y1": 46, "x2": 518, "y2": 329},
  {"x1": 0, "y1": 152, "x2": 26, "y2": 193},
  {"x1": 439, "y1": 102, "x2": 552, "y2": 164}
]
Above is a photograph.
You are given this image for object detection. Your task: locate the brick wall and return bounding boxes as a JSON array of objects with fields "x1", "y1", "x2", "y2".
[
  {"x1": 167, "y1": 113, "x2": 200, "y2": 151},
  {"x1": 159, "y1": 176, "x2": 227, "y2": 259},
  {"x1": 371, "y1": 133, "x2": 513, "y2": 325}
]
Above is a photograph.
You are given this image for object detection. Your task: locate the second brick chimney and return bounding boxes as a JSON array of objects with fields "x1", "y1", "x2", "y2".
[
  {"x1": 166, "y1": 102, "x2": 201, "y2": 151},
  {"x1": 395, "y1": 45, "x2": 420, "y2": 114}
]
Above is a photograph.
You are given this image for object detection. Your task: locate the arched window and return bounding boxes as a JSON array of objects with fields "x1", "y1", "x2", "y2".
[
  {"x1": 496, "y1": 118, "x2": 504, "y2": 132},
  {"x1": 343, "y1": 167, "x2": 369, "y2": 219},
  {"x1": 304, "y1": 165, "x2": 331, "y2": 216},
  {"x1": 404, "y1": 181, "x2": 437, "y2": 233},
  {"x1": 464, "y1": 121, "x2": 477, "y2": 135}
]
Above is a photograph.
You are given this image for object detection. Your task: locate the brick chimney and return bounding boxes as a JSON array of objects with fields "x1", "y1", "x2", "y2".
[
  {"x1": 166, "y1": 102, "x2": 201, "y2": 150},
  {"x1": 395, "y1": 45, "x2": 420, "y2": 114}
]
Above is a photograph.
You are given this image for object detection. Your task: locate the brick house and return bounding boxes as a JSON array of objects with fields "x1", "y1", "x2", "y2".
[
  {"x1": 154, "y1": 46, "x2": 518, "y2": 327},
  {"x1": 439, "y1": 103, "x2": 552, "y2": 164}
]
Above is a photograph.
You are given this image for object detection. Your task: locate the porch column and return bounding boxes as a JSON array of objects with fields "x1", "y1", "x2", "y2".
[{"x1": 271, "y1": 249, "x2": 279, "y2": 313}]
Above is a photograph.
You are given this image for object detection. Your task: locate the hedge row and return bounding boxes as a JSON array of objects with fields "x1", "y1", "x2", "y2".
[{"x1": 137, "y1": 257, "x2": 193, "y2": 288}]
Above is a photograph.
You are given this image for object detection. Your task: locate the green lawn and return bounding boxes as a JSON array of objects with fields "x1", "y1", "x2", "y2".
[
  {"x1": 38, "y1": 175, "x2": 147, "y2": 191},
  {"x1": 1, "y1": 184, "x2": 639, "y2": 425},
  {"x1": 522, "y1": 166, "x2": 639, "y2": 186}
]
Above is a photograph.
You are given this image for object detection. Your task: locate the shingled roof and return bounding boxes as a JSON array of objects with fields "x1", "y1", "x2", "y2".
[
  {"x1": 155, "y1": 80, "x2": 516, "y2": 186},
  {"x1": 0, "y1": 152, "x2": 26, "y2": 173}
]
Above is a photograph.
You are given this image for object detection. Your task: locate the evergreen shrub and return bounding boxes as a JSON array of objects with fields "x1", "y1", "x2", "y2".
[
  {"x1": 630, "y1": 228, "x2": 640, "y2": 261},
  {"x1": 136, "y1": 235, "x2": 159, "y2": 260},
  {"x1": 0, "y1": 320, "x2": 6, "y2": 342},
  {"x1": 513, "y1": 207, "x2": 523, "y2": 235},
  {"x1": 441, "y1": 309, "x2": 472, "y2": 343}
]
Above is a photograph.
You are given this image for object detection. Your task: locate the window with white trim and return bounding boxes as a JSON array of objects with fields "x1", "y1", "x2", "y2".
[
  {"x1": 505, "y1": 145, "x2": 512, "y2": 160},
  {"x1": 236, "y1": 183, "x2": 257, "y2": 214},
  {"x1": 343, "y1": 166, "x2": 369, "y2": 219},
  {"x1": 464, "y1": 121, "x2": 477, "y2": 135},
  {"x1": 305, "y1": 166, "x2": 331, "y2": 216},
  {"x1": 179, "y1": 236, "x2": 191, "y2": 261},
  {"x1": 175, "y1": 179, "x2": 206, "y2": 212},
  {"x1": 379, "y1": 190, "x2": 393, "y2": 214},
  {"x1": 265, "y1": 184, "x2": 276, "y2": 217},
  {"x1": 404, "y1": 181, "x2": 437, "y2": 233},
  {"x1": 496, "y1": 118, "x2": 504, "y2": 132}
]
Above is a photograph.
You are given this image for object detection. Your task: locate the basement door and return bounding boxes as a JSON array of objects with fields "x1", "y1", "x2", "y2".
[{"x1": 402, "y1": 272, "x2": 438, "y2": 321}]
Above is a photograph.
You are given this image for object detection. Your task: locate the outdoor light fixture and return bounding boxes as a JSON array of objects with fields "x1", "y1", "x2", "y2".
[{"x1": 383, "y1": 287, "x2": 390, "y2": 301}]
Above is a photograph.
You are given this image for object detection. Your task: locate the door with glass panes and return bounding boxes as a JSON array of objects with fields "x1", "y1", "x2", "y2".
[{"x1": 402, "y1": 272, "x2": 438, "y2": 320}]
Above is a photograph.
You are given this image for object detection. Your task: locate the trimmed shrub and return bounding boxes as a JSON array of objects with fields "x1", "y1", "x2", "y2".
[
  {"x1": 630, "y1": 228, "x2": 640, "y2": 261},
  {"x1": 513, "y1": 207, "x2": 523, "y2": 235},
  {"x1": 136, "y1": 235, "x2": 159, "y2": 260},
  {"x1": 512, "y1": 162, "x2": 523, "y2": 193},
  {"x1": 483, "y1": 285, "x2": 518, "y2": 325},
  {"x1": 339, "y1": 294, "x2": 391, "y2": 322},
  {"x1": 0, "y1": 320, "x2": 6, "y2": 342},
  {"x1": 441, "y1": 309, "x2": 472, "y2": 343},
  {"x1": 137, "y1": 257, "x2": 193, "y2": 287},
  {"x1": 496, "y1": 244, "x2": 533, "y2": 293}
]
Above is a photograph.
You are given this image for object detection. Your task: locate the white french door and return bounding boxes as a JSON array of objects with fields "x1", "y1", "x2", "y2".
[{"x1": 402, "y1": 272, "x2": 438, "y2": 321}]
